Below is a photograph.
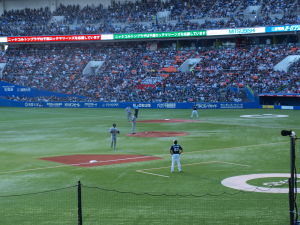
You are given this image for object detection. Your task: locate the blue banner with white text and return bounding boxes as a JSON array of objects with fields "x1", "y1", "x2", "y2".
[
  {"x1": 0, "y1": 81, "x2": 85, "y2": 98},
  {"x1": 266, "y1": 24, "x2": 300, "y2": 33},
  {"x1": 0, "y1": 98, "x2": 261, "y2": 109}
]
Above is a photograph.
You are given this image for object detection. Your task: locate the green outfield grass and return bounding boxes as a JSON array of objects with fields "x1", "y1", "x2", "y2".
[{"x1": 0, "y1": 107, "x2": 299, "y2": 225}]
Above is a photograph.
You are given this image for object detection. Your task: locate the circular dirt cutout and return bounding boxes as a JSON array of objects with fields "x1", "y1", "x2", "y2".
[
  {"x1": 126, "y1": 131, "x2": 189, "y2": 137},
  {"x1": 221, "y1": 173, "x2": 300, "y2": 193}
]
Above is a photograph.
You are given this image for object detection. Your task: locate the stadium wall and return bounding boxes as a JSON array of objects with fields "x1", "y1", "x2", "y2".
[
  {"x1": 1, "y1": 99, "x2": 300, "y2": 110},
  {"x1": 0, "y1": 98, "x2": 264, "y2": 109},
  {"x1": 1, "y1": 81, "x2": 299, "y2": 110}
]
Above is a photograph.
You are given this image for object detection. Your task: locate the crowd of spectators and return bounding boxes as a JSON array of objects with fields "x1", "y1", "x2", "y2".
[
  {"x1": 0, "y1": 0, "x2": 299, "y2": 36},
  {"x1": 1, "y1": 42, "x2": 299, "y2": 103}
]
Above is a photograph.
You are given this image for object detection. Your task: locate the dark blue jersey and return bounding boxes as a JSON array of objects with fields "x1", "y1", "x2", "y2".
[
  {"x1": 193, "y1": 105, "x2": 197, "y2": 110},
  {"x1": 170, "y1": 144, "x2": 183, "y2": 154}
]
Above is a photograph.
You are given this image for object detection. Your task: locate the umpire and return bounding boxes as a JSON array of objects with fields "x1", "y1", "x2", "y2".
[{"x1": 170, "y1": 140, "x2": 183, "y2": 173}]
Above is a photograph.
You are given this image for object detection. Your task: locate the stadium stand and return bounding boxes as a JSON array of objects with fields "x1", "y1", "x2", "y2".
[
  {"x1": 0, "y1": 0, "x2": 299, "y2": 104},
  {"x1": 1, "y1": 42, "x2": 299, "y2": 103},
  {"x1": 0, "y1": 0, "x2": 299, "y2": 36}
]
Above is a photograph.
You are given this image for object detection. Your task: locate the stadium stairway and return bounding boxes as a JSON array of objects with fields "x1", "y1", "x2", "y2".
[
  {"x1": 274, "y1": 55, "x2": 300, "y2": 72},
  {"x1": 178, "y1": 58, "x2": 201, "y2": 72}
]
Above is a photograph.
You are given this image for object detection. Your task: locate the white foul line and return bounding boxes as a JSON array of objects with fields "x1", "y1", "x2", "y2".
[
  {"x1": 215, "y1": 161, "x2": 250, "y2": 167},
  {"x1": 136, "y1": 161, "x2": 249, "y2": 178},
  {"x1": 136, "y1": 170, "x2": 170, "y2": 178},
  {"x1": 157, "y1": 141, "x2": 288, "y2": 158},
  {"x1": 0, "y1": 155, "x2": 158, "y2": 175},
  {"x1": 0, "y1": 141, "x2": 278, "y2": 175}
]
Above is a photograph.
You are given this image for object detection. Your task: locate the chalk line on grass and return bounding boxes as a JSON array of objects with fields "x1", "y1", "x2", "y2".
[
  {"x1": 148, "y1": 141, "x2": 288, "y2": 159},
  {"x1": 0, "y1": 141, "x2": 279, "y2": 175},
  {"x1": 200, "y1": 118, "x2": 300, "y2": 129},
  {"x1": 136, "y1": 170, "x2": 170, "y2": 178},
  {"x1": 215, "y1": 161, "x2": 250, "y2": 167},
  {"x1": 183, "y1": 141, "x2": 288, "y2": 156},
  {"x1": 0, "y1": 155, "x2": 158, "y2": 175},
  {"x1": 136, "y1": 161, "x2": 249, "y2": 178}
]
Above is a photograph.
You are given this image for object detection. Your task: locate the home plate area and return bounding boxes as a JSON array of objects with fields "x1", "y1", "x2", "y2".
[{"x1": 40, "y1": 154, "x2": 161, "y2": 167}]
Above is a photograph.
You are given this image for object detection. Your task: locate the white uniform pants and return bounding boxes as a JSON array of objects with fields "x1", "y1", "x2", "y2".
[
  {"x1": 191, "y1": 110, "x2": 199, "y2": 119},
  {"x1": 111, "y1": 136, "x2": 117, "y2": 150},
  {"x1": 171, "y1": 154, "x2": 182, "y2": 172},
  {"x1": 127, "y1": 112, "x2": 132, "y2": 121},
  {"x1": 131, "y1": 121, "x2": 136, "y2": 134}
]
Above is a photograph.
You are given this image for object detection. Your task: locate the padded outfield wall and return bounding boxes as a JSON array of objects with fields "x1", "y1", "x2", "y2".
[
  {"x1": 1, "y1": 99, "x2": 299, "y2": 109},
  {"x1": 1, "y1": 81, "x2": 299, "y2": 109}
]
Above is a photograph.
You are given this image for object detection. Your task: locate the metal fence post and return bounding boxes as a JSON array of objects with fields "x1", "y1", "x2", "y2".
[{"x1": 78, "y1": 181, "x2": 83, "y2": 225}]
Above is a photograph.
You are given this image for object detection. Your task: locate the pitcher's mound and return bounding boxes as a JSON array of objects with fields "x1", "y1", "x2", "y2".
[
  {"x1": 137, "y1": 119, "x2": 199, "y2": 123},
  {"x1": 126, "y1": 131, "x2": 189, "y2": 137}
]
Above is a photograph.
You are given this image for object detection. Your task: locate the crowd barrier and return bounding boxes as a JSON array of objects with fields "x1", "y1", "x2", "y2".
[
  {"x1": 0, "y1": 98, "x2": 260, "y2": 109},
  {"x1": 1, "y1": 99, "x2": 300, "y2": 110},
  {"x1": 1, "y1": 82, "x2": 299, "y2": 110}
]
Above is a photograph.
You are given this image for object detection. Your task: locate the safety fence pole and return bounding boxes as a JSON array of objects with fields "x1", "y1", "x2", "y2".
[{"x1": 78, "y1": 181, "x2": 83, "y2": 225}]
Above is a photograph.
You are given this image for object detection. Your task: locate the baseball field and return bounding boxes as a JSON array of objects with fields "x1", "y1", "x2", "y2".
[{"x1": 0, "y1": 107, "x2": 299, "y2": 225}]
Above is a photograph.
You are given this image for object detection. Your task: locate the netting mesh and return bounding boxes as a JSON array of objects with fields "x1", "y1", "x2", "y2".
[
  {"x1": 0, "y1": 183, "x2": 289, "y2": 225},
  {"x1": 82, "y1": 185, "x2": 288, "y2": 225},
  {"x1": 0, "y1": 186, "x2": 77, "y2": 225}
]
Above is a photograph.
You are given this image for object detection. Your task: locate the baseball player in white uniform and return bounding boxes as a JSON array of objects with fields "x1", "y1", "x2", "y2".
[
  {"x1": 131, "y1": 115, "x2": 136, "y2": 134},
  {"x1": 170, "y1": 140, "x2": 183, "y2": 172},
  {"x1": 109, "y1": 123, "x2": 120, "y2": 150},
  {"x1": 191, "y1": 104, "x2": 199, "y2": 120},
  {"x1": 125, "y1": 106, "x2": 132, "y2": 121}
]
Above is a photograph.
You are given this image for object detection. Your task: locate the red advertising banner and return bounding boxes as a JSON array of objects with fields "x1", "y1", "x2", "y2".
[{"x1": 7, "y1": 35, "x2": 101, "y2": 43}]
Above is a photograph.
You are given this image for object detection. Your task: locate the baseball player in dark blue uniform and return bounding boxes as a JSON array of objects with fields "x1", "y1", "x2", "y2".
[
  {"x1": 170, "y1": 140, "x2": 183, "y2": 172},
  {"x1": 133, "y1": 105, "x2": 139, "y2": 118}
]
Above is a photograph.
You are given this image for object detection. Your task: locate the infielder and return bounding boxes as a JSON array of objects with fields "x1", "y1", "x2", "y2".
[
  {"x1": 125, "y1": 106, "x2": 132, "y2": 121},
  {"x1": 191, "y1": 104, "x2": 199, "y2": 120},
  {"x1": 170, "y1": 140, "x2": 183, "y2": 173},
  {"x1": 133, "y1": 105, "x2": 139, "y2": 118},
  {"x1": 109, "y1": 123, "x2": 120, "y2": 150},
  {"x1": 131, "y1": 115, "x2": 136, "y2": 134}
]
